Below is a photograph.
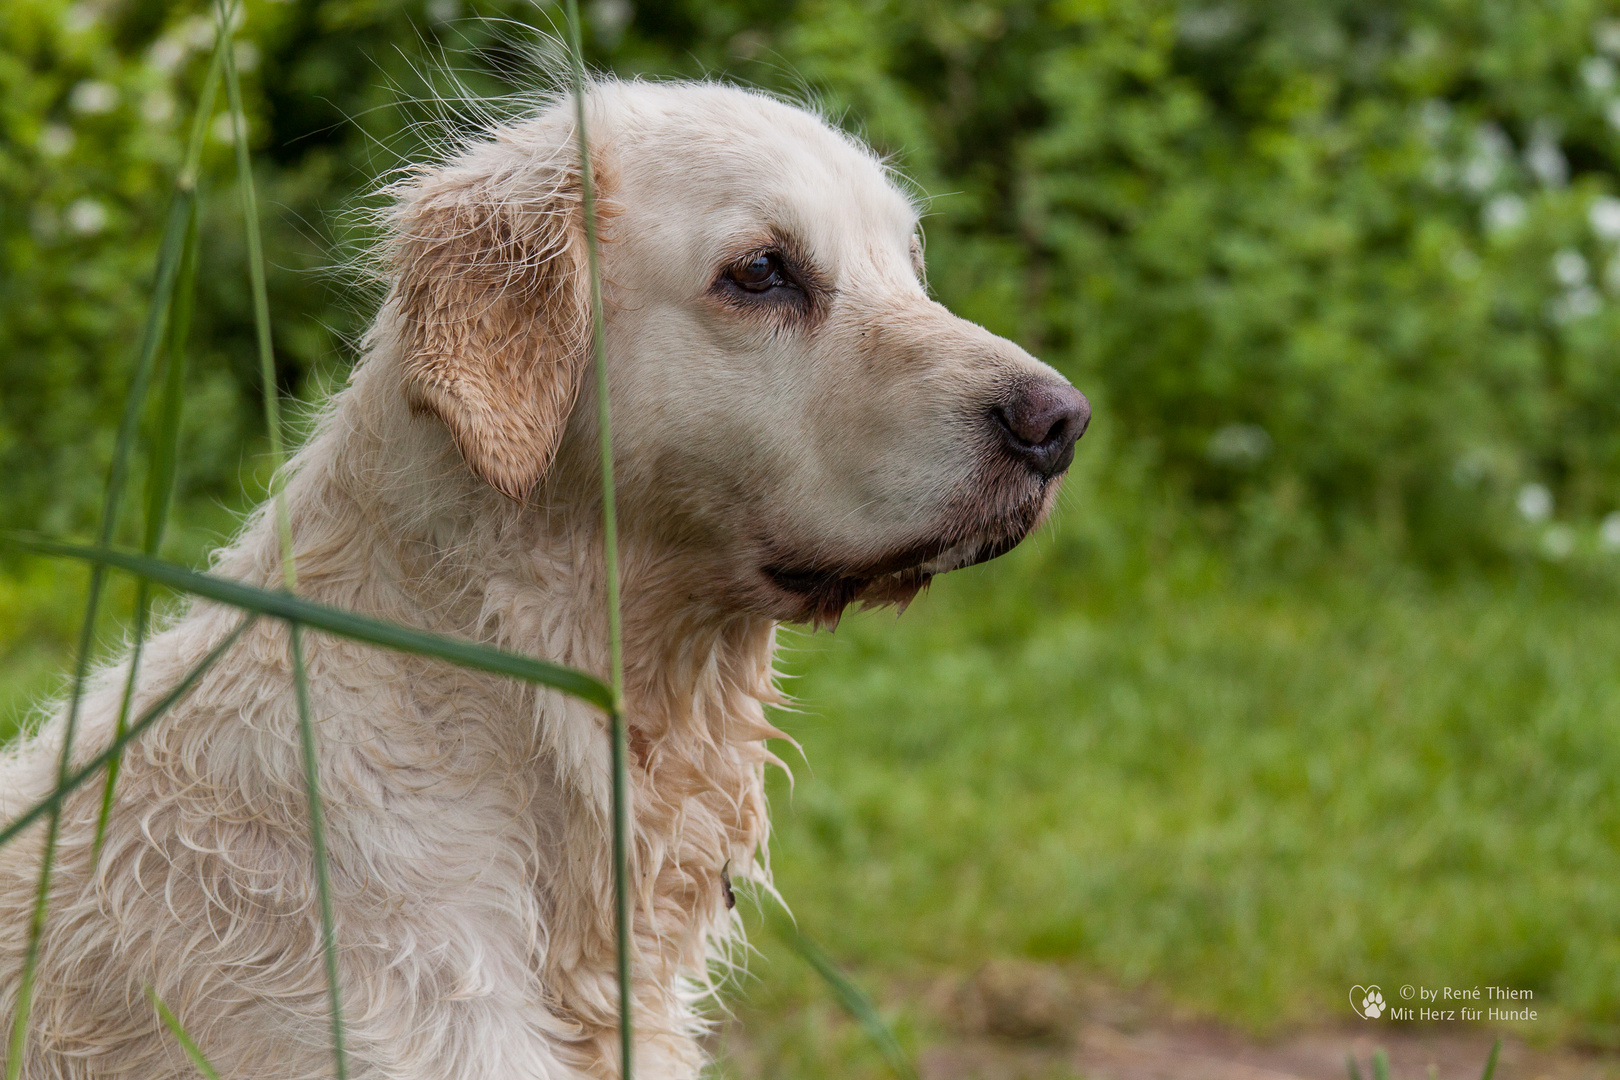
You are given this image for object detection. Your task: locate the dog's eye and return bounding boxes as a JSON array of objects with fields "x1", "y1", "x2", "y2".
[{"x1": 729, "y1": 253, "x2": 786, "y2": 292}]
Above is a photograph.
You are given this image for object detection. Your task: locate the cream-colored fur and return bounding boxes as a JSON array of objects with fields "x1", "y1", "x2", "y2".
[{"x1": 0, "y1": 80, "x2": 1083, "y2": 1078}]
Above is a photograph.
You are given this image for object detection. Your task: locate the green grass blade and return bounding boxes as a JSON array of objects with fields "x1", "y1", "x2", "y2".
[
  {"x1": 98, "y1": 579, "x2": 155, "y2": 861},
  {"x1": 5, "y1": 33, "x2": 228, "y2": 1075},
  {"x1": 289, "y1": 624, "x2": 345, "y2": 1075},
  {"x1": 91, "y1": 0, "x2": 223, "y2": 872},
  {"x1": 1372, "y1": 1048, "x2": 1389, "y2": 1080},
  {"x1": 1479, "y1": 1038, "x2": 1501, "y2": 1080},
  {"x1": 767, "y1": 912, "x2": 920, "y2": 1080},
  {"x1": 0, "y1": 616, "x2": 257, "y2": 853},
  {"x1": 179, "y1": 30, "x2": 229, "y2": 191},
  {"x1": 212, "y1": 1, "x2": 341, "y2": 1070},
  {"x1": 146, "y1": 987, "x2": 223, "y2": 1080},
  {"x1": 1, "y1": 535, "x2": 613, "y2": 708},
  {"x1": 562, "y1": 5, "x2": 633, "y2": 1078},
  {"x1": 213, "y1": 0, "x2": 294, "y2": 587},
  {"x1": 147, "y1": 202, "x2": 204, "y2": 558},
  {"x1": 95, "y1": 183, "x2": 207, "y2": 861},
  {"x1": 86, "y1": 201, "x2": 192, "y2": 542},
  {"x1": 1346, "y1": 1054, "x2": 1364, "y2": 1080}
]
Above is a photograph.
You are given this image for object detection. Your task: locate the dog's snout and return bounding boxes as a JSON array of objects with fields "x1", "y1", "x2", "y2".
[{"x1": 994, "y1": 380, "x2": 1090, "y2": 480}]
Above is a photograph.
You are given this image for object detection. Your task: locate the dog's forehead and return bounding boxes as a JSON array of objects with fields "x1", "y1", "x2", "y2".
[{"x1": 597, "y1": 83, "x2": 917, "y2": 273}]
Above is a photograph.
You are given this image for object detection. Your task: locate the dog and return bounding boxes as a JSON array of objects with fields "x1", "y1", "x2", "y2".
[{"x1": 0, "y1": 79, "x2": 1087, "y2": 1079}]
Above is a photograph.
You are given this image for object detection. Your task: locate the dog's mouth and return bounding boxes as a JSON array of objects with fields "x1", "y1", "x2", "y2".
[
  {"x1": 752, "y1": 439, "x2": 1071, "y2": 627},
  {"x1": 761, "y1": 515, "x2": 1038, "y2": 629}
]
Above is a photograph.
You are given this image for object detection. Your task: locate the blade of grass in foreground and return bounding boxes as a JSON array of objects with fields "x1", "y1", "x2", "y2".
[
  {"x1": 1480, "y1": 1037, "x2": 1501, "y2": 1080},
  {"x1": 562, "y1": 4, "x2": 634, "y2": 1078},
  {"x1": 0, "y1": 616, "x2": 256, "y2": 854},
  {"x1": 94, "y1": 61, "x2": 220, "y2": 858},
  {"x1": 212, "y1": 0, "x2": 291, "y2": 575},
  {"x1": 768, "y1": 910, "x2": 920, "y2": 1080},
  {"x1": 1, "y1": 535, "x2": 612, "y2": 708},
  {"x1": 4, "y1": 31, "x2": 229, "y2": 1079},
  {"x1": 287, "y1": 621, "x2": 342, "y2": 1080},
  {"x1": 213, "y1": 0, "x2": 343, "y2": 1067},
  {"x1": 147, "y1": 987, "x2": 223, "y2": 1080}
]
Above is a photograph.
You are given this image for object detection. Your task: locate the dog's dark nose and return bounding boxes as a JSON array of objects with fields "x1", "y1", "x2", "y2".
[{"x1": 994, "y1": 380, "x2": 1090, "y2": 480}]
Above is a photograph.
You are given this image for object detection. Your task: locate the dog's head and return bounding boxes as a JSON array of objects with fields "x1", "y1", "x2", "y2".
[{"x1": 390, "y1": 81, "x2": 1087, "y2": 625}]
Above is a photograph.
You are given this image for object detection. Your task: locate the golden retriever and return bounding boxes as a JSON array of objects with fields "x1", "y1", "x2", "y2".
[{"x1": 0, "y1": 79, "x2": 1087, "y2": 1079}]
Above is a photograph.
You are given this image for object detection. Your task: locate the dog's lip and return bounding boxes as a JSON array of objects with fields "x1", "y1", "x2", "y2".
[
  {"x1": 762, "y1": 535, "x2": 949, "y2": 596},
  {"x1": 916, "y1": 533, "x2": 1023, "y2": 574},
  {"x1": 761, "y1": 530, "x2": 1020, "y2": 599}
]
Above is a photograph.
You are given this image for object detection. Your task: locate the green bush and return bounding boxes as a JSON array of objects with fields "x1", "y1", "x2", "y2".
[{"x1": 7, "y1": 0, "x2": 1620, "y2": 565}]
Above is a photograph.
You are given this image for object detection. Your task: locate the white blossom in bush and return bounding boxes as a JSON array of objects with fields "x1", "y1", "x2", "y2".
[{"x1": 1518, "y1": 483, "x2": 1553, "y2": 523}]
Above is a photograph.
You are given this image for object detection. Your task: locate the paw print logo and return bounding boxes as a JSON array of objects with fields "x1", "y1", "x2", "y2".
[{"x1": 1350, "y1": 985, "x2": 1385, "y2": 1019}]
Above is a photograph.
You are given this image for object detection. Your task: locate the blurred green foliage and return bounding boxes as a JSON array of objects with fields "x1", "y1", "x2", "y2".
[{"x1": 8, "y1": 0, "x2": 1620, "y2": 570}]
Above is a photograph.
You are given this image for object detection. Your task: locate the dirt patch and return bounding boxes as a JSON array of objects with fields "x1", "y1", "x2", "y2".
[
  {"x1": 918, "y1": 969, "x2": 1618, "y2": 1080},
  {"x1": 938, "y1": 960, "x2": 1076, "y2": 1042},
  {"x1": 918, "y1": 1019, "x2": 1619, "y2": 1080},
  {"x1": 721, "y1": 965, "x2": 1620, "y2": 1080}
]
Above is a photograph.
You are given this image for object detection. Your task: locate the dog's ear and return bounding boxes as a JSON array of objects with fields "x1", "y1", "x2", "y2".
[{"x1": 391, "y1": 157, "x2": 592, "y2": 501}]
